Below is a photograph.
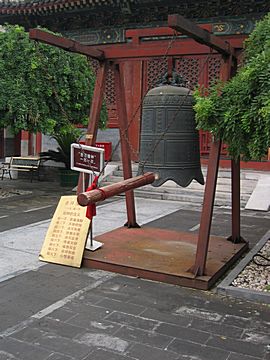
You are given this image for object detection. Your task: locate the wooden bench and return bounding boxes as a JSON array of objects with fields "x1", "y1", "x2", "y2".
[{"x1": 0, "y1": 157, "x2": 41, "y2": 182}]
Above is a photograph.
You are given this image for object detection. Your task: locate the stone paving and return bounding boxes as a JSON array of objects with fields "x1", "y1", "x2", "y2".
[
  {"x1": 0, "y1": 266, "x2": 269, "y2": 360},
  {"x1": 0, "y1": 176, "x2": 269, "y2": 360}
]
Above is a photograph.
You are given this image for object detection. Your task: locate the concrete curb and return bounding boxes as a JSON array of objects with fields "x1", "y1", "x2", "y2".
[{"x1": 217, "y1": 230, "x2": 270, "y2": 304}]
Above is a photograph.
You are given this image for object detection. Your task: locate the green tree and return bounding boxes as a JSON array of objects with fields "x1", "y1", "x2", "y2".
[
  {"x1": 0, "y1": 25, "x2": 107, "y2": 134},
  {"x1": 194, "y1": 13, "x2": 270, "y2": 160}
]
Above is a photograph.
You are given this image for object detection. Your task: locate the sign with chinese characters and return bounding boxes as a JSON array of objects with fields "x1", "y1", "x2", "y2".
[
  {"x1": 39, "y1": 196, "x2": 90, "y2": 268},
  {"x1": 71, "y1": 143, "x2": 104, "y2": 174}
]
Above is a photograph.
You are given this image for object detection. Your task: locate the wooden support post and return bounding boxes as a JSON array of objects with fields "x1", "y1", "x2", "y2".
[
  {"x1": 227, "y1": 62, "x2": 242, "y2": 244},
  {"x1": 85, "y1": 62, "x2": 107, "y2": 146},
  {"x1": 190, "y1": 139, "x2": 221, "y2": 276},
  {"x1": 220, "y1": 54, "x2": 242, "y2": 244},
  {"x1": 114, "y1": 63, "x2": 139, "y2": 228},
  {"x1": 77, "y1": 61, "x2": 107, "y2": 194},
  {"x1": 168, "y1": 14, "x2": 236, "y2": 59},
  {"x1": 29, "y1": 29, "x2": 104, "y2": 60},
  {"x1": 191, "y1": 55, "x2": 234, "y2": 276},
  {"x1": 228, "y1": 157, "x2": 242, "y2": 243}
]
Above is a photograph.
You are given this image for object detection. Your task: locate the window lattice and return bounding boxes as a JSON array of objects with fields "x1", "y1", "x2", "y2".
[
  {"x1": 89, "y1": 59, "x2": 116, "y2": 106},
  {"x1": 175, "y1": 57, "x2": 200, "y2": 90},
  {"x1": 146, "y1": 57, "x2": 168, "y2": 90},
  {"x1": 208, "y1": 55, "x2": 222, "y2": 86},
  {"x1": 89, "y1": 58, "x2": 99, "y2": 75},
  {"x1": 105, "y1": 67, "x2": 116, "y2": 106}
]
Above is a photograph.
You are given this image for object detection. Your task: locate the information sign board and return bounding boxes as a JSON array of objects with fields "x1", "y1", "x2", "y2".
[
  {"x1": 39, "y1": 195, "x2": 90, "y2": 268},
  {"x1": 71, "y1": 143, "x2": 104, "y2": 174}
]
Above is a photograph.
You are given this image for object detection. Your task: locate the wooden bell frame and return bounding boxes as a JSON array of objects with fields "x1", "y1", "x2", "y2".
[{"x1": 30, "y1": 14, "x2": 248, "y2": 289}]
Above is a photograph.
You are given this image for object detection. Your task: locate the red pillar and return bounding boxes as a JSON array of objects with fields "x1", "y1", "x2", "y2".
[
  {"x1": 21, "y1": 130, "x2": 29, "y2": 156},
  {"x1": 36, "y1": 132, "x2": 42, "y2": 154},
  {"x1": 121, "y1": 60, "x2": 143, "y2": 161}
]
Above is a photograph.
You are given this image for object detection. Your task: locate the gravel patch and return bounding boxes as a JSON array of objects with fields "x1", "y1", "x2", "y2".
[
  {"x1": 232, "y1": 240, "x2": 270, "y2": 292},
  {"x1": 217, "y1": 230, "x2": 270, "y2": 303},
  {"x1": 0, "y1": 188, "x2": 32, "y2": 199}
]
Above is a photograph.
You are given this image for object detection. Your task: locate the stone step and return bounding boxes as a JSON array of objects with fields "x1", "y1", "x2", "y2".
[
  {"x1": 115, "y1": 189, "x2": 248, "y2": 208},
  {"x1": 140, "y1": 184, "x2": 250, "y2": 199},
  {"x1": 103, "y1": 176, "x2": 255, "y2": 195},
  {"x1": 113, "y1": 170, "x2": 259, "y2": 186},
  {"x1": 117, "y1": 164, "x2": 262, "y2": 181},
  {"x1": 100, "y1": 162, "x2": 263, "y2": 208},
  {"x1": 102, "y1": 180, "x2": 250, "y2": 201},
  {"x1": 114, "y1": 170, "x2": 260, "y2": 185}
]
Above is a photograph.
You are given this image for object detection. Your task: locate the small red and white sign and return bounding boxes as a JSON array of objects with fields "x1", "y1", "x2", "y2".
[{"x1": 71, "y1": 143, "x2": 104, "y2": 174}]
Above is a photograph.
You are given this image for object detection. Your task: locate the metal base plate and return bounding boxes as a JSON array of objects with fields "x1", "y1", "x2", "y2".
[
  {"x1": 85, "y1": 240, "x2": 103, "y2": 252},
  {"x1": 83, "y1": 227, "x2": 248, "y2": 290}
]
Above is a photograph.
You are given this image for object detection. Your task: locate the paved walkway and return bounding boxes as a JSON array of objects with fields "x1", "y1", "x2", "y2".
[{"x1": 0, "y1": 177, "x2": 269, "y2": 360}]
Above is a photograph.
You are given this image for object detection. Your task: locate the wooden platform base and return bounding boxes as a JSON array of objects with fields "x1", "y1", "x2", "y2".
[{"x1": 83, "y1": 227, "x2": 248, "y2": 290}]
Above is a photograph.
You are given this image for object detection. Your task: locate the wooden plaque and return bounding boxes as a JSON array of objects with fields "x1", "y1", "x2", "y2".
[{"x1": 39, "y1": 195, "x2": 90, "y2": 268}]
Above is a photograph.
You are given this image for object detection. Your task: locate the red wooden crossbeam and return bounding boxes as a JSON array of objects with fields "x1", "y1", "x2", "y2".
[
  {"x1": 168, "y1": 14, "x2": 236, "y2": 58},
  {"x1": 29, "y1": 27, "x2": 243, "y2": 62},
  {"x1": 29, "y1": 28, "x2": 211, "y2": 60},
  {"x1": 29, "y1": 28, "x2": 104, "y2": 60}
]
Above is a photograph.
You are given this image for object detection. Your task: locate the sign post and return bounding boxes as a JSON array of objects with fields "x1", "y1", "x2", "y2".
[{"x1": 71, "y1": 143, "x2": 105, "y2": 251}]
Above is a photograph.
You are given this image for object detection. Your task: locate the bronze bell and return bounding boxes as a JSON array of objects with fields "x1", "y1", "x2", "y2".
[{"x1": 138, "y1": 74, "x2": 204, "y2": 187}]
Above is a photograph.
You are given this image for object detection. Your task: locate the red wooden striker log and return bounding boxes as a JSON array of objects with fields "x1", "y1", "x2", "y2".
[{"x1": 77, "y1": 172, "x2": 156, "y2": 206}]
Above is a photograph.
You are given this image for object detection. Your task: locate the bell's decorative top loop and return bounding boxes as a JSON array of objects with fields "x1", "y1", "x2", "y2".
[{"x1": 157, "y1": 71, "x2": 188, "y2": 88}]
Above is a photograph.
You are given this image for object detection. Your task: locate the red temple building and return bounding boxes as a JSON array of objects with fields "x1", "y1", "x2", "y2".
[{"x1": 0, "y1": 0, "x2": 269, "y2": 169}]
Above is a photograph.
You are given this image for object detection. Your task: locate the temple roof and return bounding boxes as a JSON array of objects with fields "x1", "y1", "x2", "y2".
[
  {"x1": 0, "y1": 0, "x2": 269, "y2": 17},
  {"x1": 0, "y1": 0, "x2": 269, "y2": 33},
  {"x1": 0, "y1": 0, "x2": 150, "y2": 15}
]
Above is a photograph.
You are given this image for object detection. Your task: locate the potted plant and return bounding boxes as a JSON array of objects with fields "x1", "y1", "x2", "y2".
[{"x1": 40, "y1": 125, "x2": 82, "y2": 187}]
